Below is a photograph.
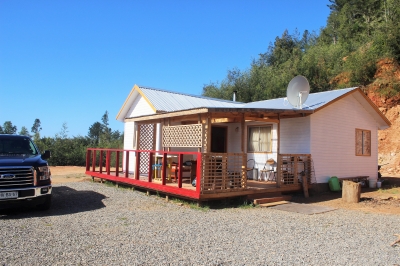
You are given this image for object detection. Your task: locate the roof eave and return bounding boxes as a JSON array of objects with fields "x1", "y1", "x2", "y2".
[{"x1": 124, "y1": 107, "x2": 314, "y2": 122}]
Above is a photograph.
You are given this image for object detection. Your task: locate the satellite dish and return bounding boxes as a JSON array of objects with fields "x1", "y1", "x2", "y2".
[{"x1": 286, "y1": 75, "x2": 310, "y2": 109}]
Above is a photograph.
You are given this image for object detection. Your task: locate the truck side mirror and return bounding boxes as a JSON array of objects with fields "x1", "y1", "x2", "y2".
[{"x1": 41, "y1": 150, "x2": 51, "y2": 160}]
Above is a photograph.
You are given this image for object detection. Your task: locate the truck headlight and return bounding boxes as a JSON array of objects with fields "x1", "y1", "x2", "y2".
[{"x1": 38, "y1": 166, "x2": 51, "y2": 180}]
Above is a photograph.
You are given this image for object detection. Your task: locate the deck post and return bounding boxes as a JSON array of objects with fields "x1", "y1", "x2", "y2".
[
  {"x1": 178, "y1": 154, "x2": 183, "y2": 188},
  {"x1": 196, "y1": 152, "x2": 202, "y2": 194},
  {"x1": 99, "y1": 150, "x2": 103, "y2": 173},
  {"x1": 92, "y1": 150, "x2": 96, "y2": 172},
  {"x1": 162, "y1": 153, "x2": 167, "y2": 185},
  {"x1": 148, "y1": 152, "x2": 154, "y2": 182},
  {"x1": 106, "y1": 150, "x2": 111, "y2": 175},
  {"x1": 85, "y1": 150, "x2": 91, "y2": 171},
  {"x1": 277, "y1": 114, "x2": 281, "y2": 188},
  {"x1": 116, "y1": 151, "x2": 120, "y2": 177},
  {"x1": 125, "y1": 151, "x2": 129, "y2": 178},
  {"x1": 135, "y1": 151, "x2": 140, "y2": 180}
]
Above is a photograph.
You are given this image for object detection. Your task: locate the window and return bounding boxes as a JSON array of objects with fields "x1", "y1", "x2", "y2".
[
  {"x1": 247, "y1": 126, "x2": 272, "y2": 152},
  {"x1": 355, "y1": 129, "x2": 371, "y2": 156}
]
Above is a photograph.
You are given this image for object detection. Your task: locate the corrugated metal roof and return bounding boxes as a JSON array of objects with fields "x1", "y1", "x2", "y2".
[
  {"x1": 242, "y1": 87, "x2": 357, "y2": 110},
  {"x1": 138, "y1": 86, "x2": 244, "y2": 112}
]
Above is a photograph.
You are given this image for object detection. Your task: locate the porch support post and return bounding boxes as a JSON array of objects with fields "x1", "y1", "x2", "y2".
[
  {"x1": 241, "y1": 113, "x2": 246, "y2": 186},
  {"x1": 135, "y1": 123, "x2": 140, "y2": 177},
  {"x1": 205, "y1": 114, "x2": 211, "y2": 153},
  {"x1": 277, "y1": 113, "x2": 281, "y2": 188},
  {"x1": 241, "y1": 113, "x2": 245, "y2": 153},
  {"x1": 197, "y1": 114, "x2": 204, "y2": 152},
  {"x1": 167, "y1": 118, "x2": 171, "y2": 152},
  {"x1": 156, "y1": 123, "x2": 162, "y2": 154},
  {"x1": 152, "y1": 123, "x2": 157, "y2": 151}
]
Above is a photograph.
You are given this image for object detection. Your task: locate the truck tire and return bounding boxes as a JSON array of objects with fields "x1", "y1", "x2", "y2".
[{"x1": 36, "y1": 195, "x2": 52, "y2": 211}]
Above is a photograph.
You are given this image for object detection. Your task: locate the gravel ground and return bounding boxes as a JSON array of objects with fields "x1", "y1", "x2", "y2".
[{"x1": 1, "y1": 181, "x2": 399, "y2": 265}]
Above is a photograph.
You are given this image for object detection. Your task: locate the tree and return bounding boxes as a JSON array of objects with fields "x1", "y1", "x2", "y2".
[
  {"x1": 101, "y1": 111, "x2": 111, "y2": 144},
  {"x1": 88, "y1": 122, "x2": 103, "y2": 145},
  {"x1": 19, "y1": 126, "x2": 30, "y2": 137},
  {"x1": 56, "y1": 122, "x2": 69, "y2": 139},
  {"x1": 1, "y1": 121, "x2": 17, "y2": 134},
  {"x1": 31, "y1": 118, "x2": 42, "y2": 141}
]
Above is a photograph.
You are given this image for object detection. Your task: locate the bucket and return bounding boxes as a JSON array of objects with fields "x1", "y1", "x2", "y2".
[
  {"x1": 253, "y1": 168, "x2": 259, "y2": 181},
  {"x1": 376, "y1": 181, "x2": 382, "y2": 188},
  {"x1": 369, "y1": 179, "x2": 377, "y2": 188},
  {"x1": 328, "y1": 176, "x2": 341, "y2": 192}
]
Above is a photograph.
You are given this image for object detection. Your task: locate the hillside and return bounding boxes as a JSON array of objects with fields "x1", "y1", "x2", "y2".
[{"x1": 365, "y1": 59, "x2": 400, "y2": 175}]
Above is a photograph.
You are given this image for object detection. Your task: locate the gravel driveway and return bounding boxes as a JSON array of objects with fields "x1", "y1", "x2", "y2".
[{"x1": 1, "y1": 182, "x2": 399, "y2": 265}]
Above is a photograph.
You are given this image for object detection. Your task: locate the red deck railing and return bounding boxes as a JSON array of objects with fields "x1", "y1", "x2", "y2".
[{"x1": 85, "y1": 148, "x2": 202, "y2": 200}]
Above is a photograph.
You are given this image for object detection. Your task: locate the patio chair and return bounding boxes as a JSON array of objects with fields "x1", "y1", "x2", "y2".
[
  {"x1": 260, "y1": 158, "x2": 276, "y2": 182},
  {"x1": 246, "y1": 159, "x2": 257, "y2": 180}
]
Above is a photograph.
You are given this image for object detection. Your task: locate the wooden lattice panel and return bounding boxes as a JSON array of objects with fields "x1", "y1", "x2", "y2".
[
  {"x1": 278, "y1": 154, "x2": 315, "y2": 186},
  {"x1": 163, "y1": 124, "x2": 203, "y2": 147},
  {"x1": 138, "y1": 124, "x2": 155, "y2": 174},
  {"x1": 201, "y1": 153, "x2": 246, "y2": 193}
]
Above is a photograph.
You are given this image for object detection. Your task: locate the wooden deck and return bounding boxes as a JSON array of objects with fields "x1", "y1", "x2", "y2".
[{"x1": 85, "y1": 148, "x2": 304, "y2": 202}]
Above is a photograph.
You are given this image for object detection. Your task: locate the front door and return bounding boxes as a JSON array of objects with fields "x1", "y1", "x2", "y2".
[{"x1": 211, "y1": 126, "x2": 227, "y2": 153}]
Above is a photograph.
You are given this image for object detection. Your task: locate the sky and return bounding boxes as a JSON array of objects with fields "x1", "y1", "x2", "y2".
[{"x1": 0, "y1": 0, "x2": 331, "y2": 138}]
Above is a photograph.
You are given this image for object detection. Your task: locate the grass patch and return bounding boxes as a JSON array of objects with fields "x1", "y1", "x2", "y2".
[
  {"x1": 104, "y1": 181, "x2": 115, "y2": 187},
  {"x1": 102, "y1": 181, "x2": 133, "y2": 190},
  {"x1": 170, "y1": 198, "x2": 210, "y2": 211},
  {"x1": 378, "y1": 187, "x2": 400, "y2": 194},
  {"x1": 238, "y1": 200, "x2": 255, "y2": 209}
]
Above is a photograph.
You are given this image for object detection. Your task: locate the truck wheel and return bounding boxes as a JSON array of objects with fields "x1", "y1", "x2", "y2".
[{"x1": 36, "y1": 196, "x2": 52, "y2": 211}]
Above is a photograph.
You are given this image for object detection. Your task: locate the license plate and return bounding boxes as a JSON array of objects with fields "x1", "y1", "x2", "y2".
[{"x1": 0, "y1": 191, "x2": 18, "y2": 199}]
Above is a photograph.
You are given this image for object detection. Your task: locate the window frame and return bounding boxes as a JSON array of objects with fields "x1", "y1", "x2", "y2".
[
  {"x1": 247, "y1": 125, "x2": 272, "y2": 153},
  {"x1": 355, "y1": 128, "x2": 371, "y2": 156}
]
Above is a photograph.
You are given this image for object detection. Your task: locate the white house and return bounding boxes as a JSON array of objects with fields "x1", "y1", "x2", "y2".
[{"x1": 116, "y1": 84, "x2": 390, "y2": 192}]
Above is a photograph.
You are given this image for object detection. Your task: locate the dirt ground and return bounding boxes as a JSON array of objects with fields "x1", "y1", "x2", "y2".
[
  {"x1": 50, "y1": 166, "x2": 91, "y2": 184},
  {"x1": 50, "y1": 166, "x2": 400, "y2": 215},
  {"x1": 294, "y1": 173, "x2": 400, "y2": 215}
]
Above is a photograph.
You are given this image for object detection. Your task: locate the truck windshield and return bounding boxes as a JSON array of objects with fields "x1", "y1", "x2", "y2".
[{"x1": 0, "y1": 137, "x2": 39, "y2": 156}]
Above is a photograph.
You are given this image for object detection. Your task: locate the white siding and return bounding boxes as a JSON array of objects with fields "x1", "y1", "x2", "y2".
[
  {"x1": 280, "y1": 116, "x2": 311, "y2": 154},
  {"x1": 225, "y1": 123, "x2": 242, "y2": 153},
  {"x1": 122, "y1": 122, "x2": 136, "y2": 173},
  {"x1": 123, "y1": 121, "x2": 135, "y2": 150},
  {"x1": 126, "y1": 94, "x2": 154, "y2": 118},
  {"x1": 123, "y1": 94, "x2": 155, "y2": 174},
  {"x1": 310, "y1": 94, "x2": 379, "y2": 183}
]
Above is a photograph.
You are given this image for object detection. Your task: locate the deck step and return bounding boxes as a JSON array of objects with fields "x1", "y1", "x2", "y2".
[
  {"x1": 247, "y1": 192, "x2": 283, "y2": 200},
  {"x1": 258, "y1": 201, "x2": 290, "y2": 207},
  {"x1": 253, "y1": 195, "x2": 292, "y2": 205}
]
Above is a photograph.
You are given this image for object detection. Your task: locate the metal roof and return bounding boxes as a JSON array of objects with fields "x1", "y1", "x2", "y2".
[
  {"x1": 243, "y1": 87, "x2": 357, "y2": 110},
  {"x1": 138, "y1": 86, "x2": 243, "y2": 112}
]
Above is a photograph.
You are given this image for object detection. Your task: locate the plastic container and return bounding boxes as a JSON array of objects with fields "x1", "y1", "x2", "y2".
[
  {"x1": 369, "y1": 179, "x2": 377, "y2": 188},
  {"x1": 376, "y1": 181, "x2": 382, "y2": 188},
  {"x1": 328, "y1": 176, "x2": 341, "y2": 191},
  {"x1": 253, "y1": 168, "x2": 259, "y2": 181}
]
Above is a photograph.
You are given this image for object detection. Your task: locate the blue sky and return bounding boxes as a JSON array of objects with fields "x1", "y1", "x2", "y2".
[{"x1": 0, "y1": 0, "x2": 330, "y2": 137}]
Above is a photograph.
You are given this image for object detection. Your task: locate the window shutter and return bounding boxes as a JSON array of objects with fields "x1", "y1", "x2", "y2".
[
  {"x1": 363, "y1": 130, "x2": 371, "y2": 156},
  {"x1": 356, "y1": 129, "x2": 363, "y2": 155}
]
